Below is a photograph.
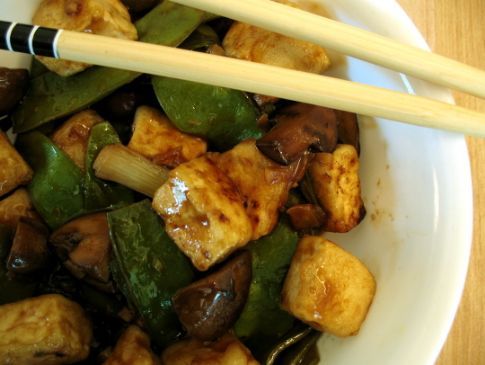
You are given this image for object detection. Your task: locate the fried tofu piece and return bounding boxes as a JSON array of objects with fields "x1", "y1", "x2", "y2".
[
  {"x1": 103, "y1": 326, "x2": 159, "y2": 365},
  {"x1": 51, "y1": 110, "x2": 104, "y2": 171},
  {"x1": 281, "y1": 236, "x2": 376, "y2": 337},
  {"x1": 0, "y1": 189, "x2": 41, "y2": 229},
  {"x1": 223, "y1": 22, "x2": 330, "y2": 74},
  {"x1": 128, "y1": 106, "x2": 207, "y2": 168},
  {"x1": 215, "y1": 140, "x2": 302, "y2": 240},
  {"x1": 33, "y1": 0, "x2": 137, "y2": 76},
  {"x1": 308, "y1": 144, "x2": 365, "y2": 233},
  {"x1": 153, "y1": 156, "x2": 252, "y2": 271},
  {"x1": 0, "y1": 294, "x2": 93, "y2": 364},
  {"x1": 0, "y1": 132, "x2": 33, "y2": 198},
  {"x1": 162, "y1": 334, "x2": 259, "y2": 365}
]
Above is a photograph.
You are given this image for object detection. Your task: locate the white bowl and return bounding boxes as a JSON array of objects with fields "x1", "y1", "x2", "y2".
[{"x1": 0, "y1": 1, "x2": 473, "y2": 364}]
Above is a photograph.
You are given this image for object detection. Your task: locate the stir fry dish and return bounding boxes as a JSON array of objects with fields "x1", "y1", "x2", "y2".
[{"x1": 0, "y1": 1, "x2": 376, "y2": 364}]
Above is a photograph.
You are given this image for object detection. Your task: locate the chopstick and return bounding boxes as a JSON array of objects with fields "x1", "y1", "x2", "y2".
[
  {"x1": 1, "y1": 21, "x2": 485, "y2": 136},
  {"x1": 172, "y1": 0, "x2": 485, "y2": 100}
]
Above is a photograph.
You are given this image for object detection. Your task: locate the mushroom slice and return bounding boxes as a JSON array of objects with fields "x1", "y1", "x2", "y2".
[
  {"x1": 0, "y1": 68, "x2": 29, "y2": 116},
  {"x1": 336, "y1": 110, "x2": 360, "y2": 155},
  {"x1": 286, "y1": 204, "x2": 326, "y2": 231},
  {"x1": 172, "y1": 251, "x2": 252, "y2": 341},
  {"x1": 50, "y1": 213, "x2": 112, "y2": 291},
  {"x1": 256, "y1": 103, "x2": 338, "y2": 165},
  {"x1": 7, "y1": 218, "x2": 50, "y2": 274}
]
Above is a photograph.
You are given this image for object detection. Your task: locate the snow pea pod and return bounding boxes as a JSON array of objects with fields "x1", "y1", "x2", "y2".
[
  {"x1": 108, "y1": 200, "x2": 194, "y2": 347},
  {"x1": 84, "y1": 122, "x2": 134, "y2": 211},
  {"x1": 152, "y1": 77, "x2": 262, "y2": 150},
  {"x1": 17, "y1": 123, "x2": 133, "y2": 229},
  {"x1": 16, "y1": 132, "x2": 85, "y2": 229},
  {"x1": 234, "y1": 220, "x2": 298, "y2": 345},
  {"x1": 13, "y1": 1, "x2": 208, "y2": 133}
]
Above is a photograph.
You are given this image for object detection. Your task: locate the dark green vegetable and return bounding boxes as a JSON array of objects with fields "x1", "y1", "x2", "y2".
[
  {"x1": 181, "y1": 24, "x2": 220, "y2": 51},
  {"x1": 13, "y1": 1, "x2": 208, "y2": 132},
  {"x1": 29, "y1": 58, "x2": 49, "y2": 79},
  {"x1": 17, "y1": 123, "x2": 133, "y2": 229},
  {"x1": 84, "y1": 122, "x2": 134, "y2": 211},
  {"x1": 152, "y1": 77, "x2": 262, "y2": 149},
  {"x1": 234, "y1": 221, "x2": 298, "y2": 345},
  {"x1": 279, "y1": 331, "x2": 321, "y2": 365},
  {"x1": 264, "y1": 323, "x2": 313, "y2": 365},
  {"x1": 0, "y1": 224, "x2": 37, "y2": 304},
  {"x1": 16, "y1": 132, "x2": 85, "y2": 229},
  {"x1": 108, "y1": 200, "x2": 194, "y2": 346}
]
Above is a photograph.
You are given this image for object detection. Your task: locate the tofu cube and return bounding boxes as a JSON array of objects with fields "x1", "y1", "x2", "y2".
[
  {"x1": 223, "y1": 22, "x2": 330, "y2": 74},
  {"x1": 33, "y1": 0, "x2": 138, "y2": 76},
  {"x1": 215, "y1": 139, "x2": 299, "y2": 240},
  {"x1": 309, "y1": 144, "x2": 365, "y2": 233},
  {"x1": 0, "y1": 132, "x2": 33, "y2": 198},
  {"x1": 281, "y1": 236, "x2": 376, "y2": 337},
  {"x1": 152, "y1": 156, "x2": 252, "y2": 271},
  {"x1": 103, "y1": 326, "x2": 159, "y2": 365},
  {"x1": 0, "y1": 189, "x2": 41, "y2": 229},
  {"x1": 128, "y1": 106, "x2": 207, "y2": 168},
  {"x1": 162, "y1": 334, "x2": 259, "y2": 365},
  {"x1": 51, "y1": 110, "x2": 104, "y2": 171},
  {"x1": 0, "y1": 294, "x2": 93, "y2": 364}
]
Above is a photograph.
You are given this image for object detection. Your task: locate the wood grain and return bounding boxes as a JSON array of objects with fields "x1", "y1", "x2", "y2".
[{"x1": 397, "y1": 1, "x2": 485, "y2": 364}]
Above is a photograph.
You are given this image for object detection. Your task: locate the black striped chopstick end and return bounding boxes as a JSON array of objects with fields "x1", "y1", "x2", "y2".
[{"x1": 0, "y1": 20, "x2": 61, "y2": 58}]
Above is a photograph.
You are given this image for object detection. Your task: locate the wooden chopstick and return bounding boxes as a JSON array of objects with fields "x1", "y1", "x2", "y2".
[
  {"x1": 172, "y1": 0, "x2": 485, "y2": 100},
  {"x1": 2, "y1": 21, "x2": 485, "y2": 136}
]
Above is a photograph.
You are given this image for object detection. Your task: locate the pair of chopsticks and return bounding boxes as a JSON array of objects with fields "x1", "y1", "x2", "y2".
[{"x1": 1, "y1": 0, "x2": 485, "y2": 136}]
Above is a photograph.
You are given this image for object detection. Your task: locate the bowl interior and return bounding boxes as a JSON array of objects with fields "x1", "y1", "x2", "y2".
[{"x1": 0, "y1": 1, "x2": 473, "y2": 365}]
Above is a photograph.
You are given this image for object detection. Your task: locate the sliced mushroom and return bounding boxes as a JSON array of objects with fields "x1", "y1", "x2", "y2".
[
  {"x1": 286, "y1": 204, "x2": 326, "y2": 231},
  {"x1": 172, "y1": 251, "x2": 252, "y2": 341},
  {"x1": 256, "y1": 103, "x2": 338, "y2": 165},
  {"x1": 6, "y1": 218, "x2": 50, "y2": 274},
  {"x1": 0, "y1": 68, "x2": 29, "y2": 116},
  {"x1": 336, "y1": 110, "x2": 360, "y2": 154},
  {"x1": 50, "y1": 213, "x2": 113, "y2": 292}
]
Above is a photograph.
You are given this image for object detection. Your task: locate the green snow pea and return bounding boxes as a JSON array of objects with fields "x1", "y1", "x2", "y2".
[
  {"x1": 152, "y1": 23, "x2": 262, "y2": 150},
  {"x1": 234, "y1": 220, "x2": 298, "y2": 347},
  {"x1": 16, "y1": 132, "x2": 85, "y2": 229},
  {"x1": 83, "y1": 122, "x2": 134, "y2": 211},
  {"x1": 108, "y1": 200, "x2": 194, "y2": 347},
  {"x1": 17, "y1": 122, "x2": 133, "y2": 229},
  {"x1": 152, "y1": 77, "x2": 262, "y2": 150},
  {"x1": 13, "y1": 1, "x2": 208, "y2": 132},
  {"x1": 261, "y1": 322, "x2": 321, "y2": 365}
]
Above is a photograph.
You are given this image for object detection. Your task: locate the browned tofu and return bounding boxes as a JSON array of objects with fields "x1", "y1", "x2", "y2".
[
  {"x1": 103, "y1": 326, "x2": 159, "y2": 365},
  {"x1": 33, "y1": 0, "x2": 137, "y2": 76},
  {"x1": 309, "y1": 144, "x2": 365, "y2": 232},
  {"x1": 162, "y1": 334, "x2": 259, "y2": 365},
  {"x1": 0, "y1": 189, "x2": 41, "y2": 229},
  {"x1": 281, "y1": 236, "x2": 376, "y2": 337},
  {"x1": 152, "y1": 156, "x2": 252, "y2": 271},
  {"x1": 51, "y1": 110, "x2": 104, "y2": 171},
  {"x1": 215, "y1": 139, "x2": 300, "y2": 240},
  {"x1": 128, "y1": 106, "x2": 207, "y2": 168},
  {"x1": 0, "y1": 132, "x2": 32, "y2": 198},
  {"x1": 223, "y1": 22, "x2": 330, "y2": 74},
  {"x1": 0, "y1": 294, "x2": 93, "y2": 364}
]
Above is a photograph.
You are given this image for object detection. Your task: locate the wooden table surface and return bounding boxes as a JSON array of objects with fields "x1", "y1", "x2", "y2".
[{"x1": 396, "y1": 1, "x2": 485, "y2": 364}]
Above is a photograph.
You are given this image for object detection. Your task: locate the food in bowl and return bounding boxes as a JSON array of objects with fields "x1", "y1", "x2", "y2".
[{"x1": 0, "y1": 0, "x2": 377, "y2": 364}]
